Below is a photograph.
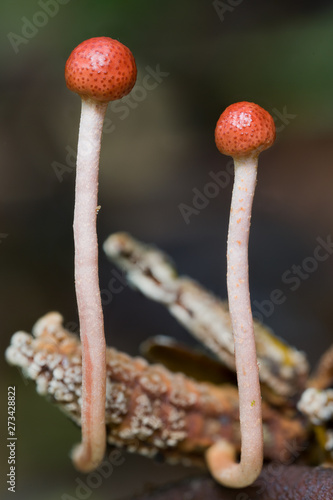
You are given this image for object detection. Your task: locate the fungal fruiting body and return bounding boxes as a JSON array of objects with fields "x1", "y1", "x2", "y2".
[
  {"x1": 65, "y1": 37, "x2": 137, "y2": 472},
  {"x1": 206, "y1": 102, "x2": 276, "y2": 488},
  {"x1": 65, "y1": 37, "x2": 137, "y2": 102}
]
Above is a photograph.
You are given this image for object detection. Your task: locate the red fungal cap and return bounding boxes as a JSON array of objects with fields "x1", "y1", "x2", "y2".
[
  {"x1": 215, "y1": 102, "x2": 276, "y2": 158},
  {"x1": 65, "y1": 37, "x2": 137, "y2": 102}
]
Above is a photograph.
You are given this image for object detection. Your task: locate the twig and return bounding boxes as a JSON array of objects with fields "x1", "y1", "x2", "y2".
[
  {"x1": 5, "y1": 312, "x2": 307, "y2": 466},
  {"x1": 310, "y1": 343, "x2": 333, "y2": 390},
  {"x1": 103, "y1": 232, "x2": 309, "y2": 399}
]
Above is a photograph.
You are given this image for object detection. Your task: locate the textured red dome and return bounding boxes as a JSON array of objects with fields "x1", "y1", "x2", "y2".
[
  {"x1": 65, "y1": 37, "x2": 137, "y2": 102},
  {"x1": 215, "y1": 102, "x2": 276, "y2": 158}
]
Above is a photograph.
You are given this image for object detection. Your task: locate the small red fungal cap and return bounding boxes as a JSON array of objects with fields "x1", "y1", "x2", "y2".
[
  {"x1": 215, "y1": 102, "x2": 276, "y2": 158},
  {"x1": 65, "y1": 37, "x2": 137, "y2": 102}
]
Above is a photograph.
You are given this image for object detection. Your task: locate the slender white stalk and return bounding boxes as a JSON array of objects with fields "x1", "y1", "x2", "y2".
[
  {"x1": 71, "y1": 97, "x2": 108, "y2": 472},
  {"x1": 206, "y1": 156, "x2": 263, "y2": 488}
]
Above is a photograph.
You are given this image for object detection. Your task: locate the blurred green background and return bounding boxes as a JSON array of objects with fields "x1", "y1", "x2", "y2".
[{"x1": 1, "y1": 0, "x2": 333, "y2": 498}]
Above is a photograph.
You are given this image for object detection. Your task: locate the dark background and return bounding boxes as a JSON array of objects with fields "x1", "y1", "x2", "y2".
[{"x1": 1, "y1": 1, "x2": 333, "y2": 498}]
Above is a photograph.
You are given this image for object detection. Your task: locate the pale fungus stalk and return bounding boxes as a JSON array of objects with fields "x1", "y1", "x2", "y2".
[
  {"x1": 206, "y1": 102, "x2": 276, "y2": 488},
  {"x1": 65, "y1": 37, "x2": 137, "y2": 472},
  {"x1": 71, "y1": 98, "x2": 107, "y2": 472}
]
